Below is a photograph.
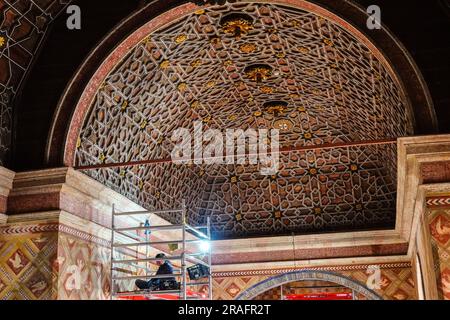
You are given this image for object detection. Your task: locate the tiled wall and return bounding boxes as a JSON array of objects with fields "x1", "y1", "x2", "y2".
[
  {"x1": 0, "y1": 220, "x2": 113, "y2": 300},
  {"x1": 212, "y1": 263, "x2": 416, "y2": 300},
  {"x1": 426, "y1": 195, "x2": 450, "y2": 300},
  {"x1": 0, "y1": 223, "x2": 59, "y2": 299}
]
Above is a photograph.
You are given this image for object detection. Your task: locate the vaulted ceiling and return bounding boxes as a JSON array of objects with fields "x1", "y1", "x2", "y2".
[
  {"x1": 74, "y1": 1, "x2": 413, "y2": 239},
  {"x1": 1, "y1": 0, "x2": 447, "y2": 240}
]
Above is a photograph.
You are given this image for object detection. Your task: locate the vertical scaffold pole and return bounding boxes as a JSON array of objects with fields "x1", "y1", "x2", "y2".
[
  {"x1": 110, "y1": 204, "x2": 115, "y2": 300},
  {"x1": 181, "y1": 199, "x2": 187, "y2": 300},
  {"x1": 207, "y1": 217, "x2": 212, "y2": 300}
]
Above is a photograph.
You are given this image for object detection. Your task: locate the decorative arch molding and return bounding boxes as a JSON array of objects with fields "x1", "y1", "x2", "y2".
[
  {"x1": 235, "y1": 270, "x2": 383, "y2": 300},
  {"x1": 45, "y1": 0, "x2": 438, "y2": 167}
]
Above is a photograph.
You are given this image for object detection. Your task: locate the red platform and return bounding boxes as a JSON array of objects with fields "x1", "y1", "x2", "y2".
[{"x1": 285, "y1": 292, "x2": 353, "y2": 300}]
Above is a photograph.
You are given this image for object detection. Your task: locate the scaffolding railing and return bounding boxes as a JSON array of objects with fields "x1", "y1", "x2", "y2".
[{"x1": 110, "y1": 200, "x2": 212, "y2": 300}]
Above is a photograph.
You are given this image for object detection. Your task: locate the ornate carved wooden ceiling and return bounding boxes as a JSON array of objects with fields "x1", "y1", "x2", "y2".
[{"x1": 75, "y1": 1, "x2": 414, "y2": 239}]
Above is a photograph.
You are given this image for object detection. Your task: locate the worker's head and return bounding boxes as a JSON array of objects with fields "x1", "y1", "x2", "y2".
[{"x1": 155, "y1": 253, "x2": 166, "y2": 266}]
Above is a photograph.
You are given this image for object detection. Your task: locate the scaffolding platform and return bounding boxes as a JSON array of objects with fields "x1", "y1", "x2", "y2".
[{"x1": 110, "y1": 200, "x2": 212, "y2": 300}]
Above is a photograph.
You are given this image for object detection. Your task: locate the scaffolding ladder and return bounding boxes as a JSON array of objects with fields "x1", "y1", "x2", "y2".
[{"x1": 110, "y1": 200, "x2": 212, "y2": 300}]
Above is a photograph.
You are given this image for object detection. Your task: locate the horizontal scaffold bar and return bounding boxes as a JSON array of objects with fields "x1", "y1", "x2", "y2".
[
  {"x1": 113, "y1": 289, "x2": 182, "y2": 297},
  {"x1": 112, "y1": 239, "x2": 205, "y2": 247},
  {"x1": 112, "y1": 254, "x2": 210, "y2": 266},
  {"x1": 114, "y1": 224, "x2": 184, "y2": 232},
  {"x1": 186, "y1": 282, "x2": 210, "y2": 286},
  {"x1": 185, "y1": 224, "x2": 209, "y2": 239},
  {"x1": 112, "y1": 273, "x2": 182, "y2": 281},
  {"x1": 114, "y1": 209, "x2": 183, "y2": 216}
]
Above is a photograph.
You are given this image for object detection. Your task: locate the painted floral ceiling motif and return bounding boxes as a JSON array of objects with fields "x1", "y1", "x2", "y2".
[{"x1": 75, "y1": 1, "x2": 413, "y2": 239}]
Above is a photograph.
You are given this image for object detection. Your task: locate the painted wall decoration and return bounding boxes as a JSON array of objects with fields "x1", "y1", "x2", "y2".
[
  {"x1": 0, "y1": 223, "x2": 59, "y2": 300},
  {"x1": 0, "y1": 220, "x2": 114, "y2": 300},
  {"x1": 212, "y1": 263, "x2": 416, "y2": 300},
  {"x1": 426, "y1": 195, "x2": 450, "y2": 300},
  {"x1": 56, "y1": 232, "x2": 111, "y2": 300}
]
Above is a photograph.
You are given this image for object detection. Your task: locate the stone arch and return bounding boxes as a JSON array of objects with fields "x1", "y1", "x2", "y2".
[{"x1": 235, "y1": 270, "x2": 382, "y2": 300}]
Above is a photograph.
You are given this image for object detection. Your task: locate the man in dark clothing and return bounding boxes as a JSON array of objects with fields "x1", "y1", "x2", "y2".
[{"x1": 135, "y1": 253, "x2": 176, "y2": 291}]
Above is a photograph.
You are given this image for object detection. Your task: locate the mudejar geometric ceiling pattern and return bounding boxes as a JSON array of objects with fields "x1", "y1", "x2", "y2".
[{"x1": 74, "y1": 1, "x2": 414, "y2": 239}]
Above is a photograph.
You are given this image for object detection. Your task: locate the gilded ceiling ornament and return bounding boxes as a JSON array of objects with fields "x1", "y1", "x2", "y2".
[
  {"x1": 304, "y1": 68, "x2": 316, "y2": 76},
  {"x1": 228, "y1": 114, "x2": 237, "y2": 121},
  {"x1": 220, "y1": 13, "x2": 254, "y2": 39},
  {"x1": 202, "y1": 115, "x2": 212, "y2": 123},
  {"x1": 239, "y1": 43, "x2": 257, "y2": 53},
  {"x1": 175, "y1": 34, "x2": 187, "y2": 44},
  {"x1": 199, "y1": 169, "x2": 205, "y2": 177},
  {"x1": 142, "y1": 36, "x2": 152, "y2": 44},
  {"x1": 274, "y1": 210, "x2": 282, "y2": 219},
  {"x1": 264, "y1": 101, "x2": 288, "y2": 116},
  {"x1": 350, "y1": 164, "x2": 359, "y2": 172},
  {"x1": 191, "y1": 59, "x2": 202, "y2": 68},
  {"x1": 138, "y1": 180, "x2": 144, "y2": 190},
  {"x1": 120, "y1": 100, "x2": 128, "y2": 112},
  {"x1": 314, "y1": 207, "x2": 322, "y2": 215},
  {"x1": 178, "y1": 82, "x2": 187, "y2": 92},
  {"x1": 76, "y1": 137, "x2": 81, "y2": 149},
  {"x1": 289, "y1": 19, "x2": 300, "y2": 27},
  {"x1": 140, "y1": 120, "x2": 147, "y2": 130},
  {"x1": 323, "y1": 38, "x2": 334, "y2": 46},
  {"x1": 191, "y1": 100, "x2": 200, "y2": 109},
  {"x1": 0, "y1": 36, "x2": 5, "y2": 48},
  {"x1": 297, "y1": 46, "x2": 310, "y2": 54},
  {"x1": 309, "y1": 167, "x2": 318, "y2": 175},
  {"x1": 230, "y1": 176, "x2": 238, "y2": 183},
  {"x1": 195, "y1": 9, "x2": 206, "y2": 15},
  {"x1": 224, "y1": 61, "x2": 235, "y2": 69},
  {"x1": 260, "y1": 86, "x2": 274, "y2": 94},
  {"x1": 297, "y1": 106, "x2": 306, "y2": 113},
  {"x1": 205, "y1": 80, "x2": 216, "y2": 88},
  {"x1": 303, "y1": 132, "x2": 313, "y2": 140},
  {"x1": 244, "y1": 64, "x2": 273, "y2": 83},
  {"x1": 98, "y1": 153, "x2": 106, "y2": 163},
  {"x1": 210, "y1": 36, "x2": 221, "y2": 45},
  {"x1": 235, "y1": 213, "x2": 243, "y2": 222},
  {"x1": 253, "y1": 111, "x2": 262, "y2": 117},
  {"x1": 273, "y1": 118, "x2": 293, "y2": 132},
  {"x1": 160, "y1": 60, "x2": 170, "y2": 69},
  {"x1": 119, "y1": 170, "x2": 126, "y2": 178}
]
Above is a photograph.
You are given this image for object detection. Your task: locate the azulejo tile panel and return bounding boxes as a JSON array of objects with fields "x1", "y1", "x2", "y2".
[{"x1": 427, "y1": 197, "x2": 450, "y2": 300}]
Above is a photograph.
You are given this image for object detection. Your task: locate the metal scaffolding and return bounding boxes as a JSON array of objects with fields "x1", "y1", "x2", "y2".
[{"x1": 110, "y1": 200, "x2": 212, "y2": 300}]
